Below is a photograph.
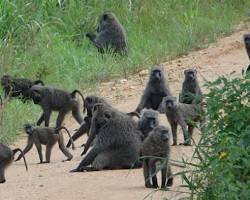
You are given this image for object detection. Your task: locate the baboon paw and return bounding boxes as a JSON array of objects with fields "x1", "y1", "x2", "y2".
[{"x1": 152, "y1": 184, "x2": 159, "y2": 189}]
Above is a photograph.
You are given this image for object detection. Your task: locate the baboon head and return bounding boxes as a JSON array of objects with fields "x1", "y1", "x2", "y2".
[
  {"x1": 149, "y1": 66, "x2": 164, "y2": 83},
  {"x1": 184, "y1": 69, "x2": 197, "y2": 82},
  {"x1": 24, "y1": 123, "x2": 35, "y2": 135},
  {"x1": 28, "y1": 85, "x2": 43, "y2": 104},
  {"x1": 98, "y1": 12, "x2": 117, "y2": 30},
  {"x1": 1, "y1": 75, "x2": 12, "y2": 87},
  {"x1": 244, "y1": 34, "x2": 250, "y2": 48},
  {"x1": 153, "y1": 126, "x2": 170, "y2": 142},
  {"x1": 140, "y1": 109, "x2": 159, "y2": 130},
  {"x1": 159, "y1": 96, "x2": 177, "y2": 112},
  {"x1": 92, "y1": 103, "x2": 113, "y2": 129},
  {"x1": 84, "y1": 95, "x2": 108, "y2": 116}
]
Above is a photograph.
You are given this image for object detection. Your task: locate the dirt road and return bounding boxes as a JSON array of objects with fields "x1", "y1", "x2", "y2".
[{"x1": 0, "y1": 25, "x2": 249, "y2": 200}]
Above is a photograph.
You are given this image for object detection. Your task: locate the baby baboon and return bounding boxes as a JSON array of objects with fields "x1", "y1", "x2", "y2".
[
  {"x1": 1, "y1": 75, "x2": 44, "y2": 101},
  {"x1": 179, "y1": 69, "x2": 202, "y2": 104},
  {"x1": 28, "y1": 85, "x2": 84, "y2": 127},
  {"x1": 66, "y1": 95, "x2": 111, "y2": 148},
  {"x1": 135, "y1": 66, "x2": 172, "y2": 113},
  {"x1": 159, "y1": 96, "x2": 205, "y2": 146},
  {"x1": 86, "y1": 12, "x2": 128, "y2": 55},
  {"x1": 138, "y1": 109, "x2": 159, "y2": 140},
  {"x1": 0, "y1": 143, "x2": 28, "y2": 183},
  {"x1": 141, "y1": 126, "x2": 173, "y2": 188},
  {"x1": 70, "y1": 103, "x2": 141, "y2": 172},
  {"x1": 16, "y1": 124, "x2": 75, "y2": 163}
]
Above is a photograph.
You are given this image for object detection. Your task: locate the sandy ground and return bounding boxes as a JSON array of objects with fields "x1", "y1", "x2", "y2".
[{"x1": 0, "y1": 24, "x2": 249, "y2": 200}]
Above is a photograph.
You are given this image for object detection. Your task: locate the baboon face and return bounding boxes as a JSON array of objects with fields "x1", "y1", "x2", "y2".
[
  {"x1": 150, "y1": 68, "x2": 163, "y2": 82},
  {"x1": 141, "y1": 110, "x2": 158, "y2": 129},
  {"x1": 244, "y1": 34, "x2": 250, "y2": 47},
  {"x1": 184, "y1": 69, "x2": 197, "y2": 81},
  {"x1": 163, "y1": 96, "x2": 177, "y2": 110},
  {"x1": 29, "y1": 86, "x2": 42, "y2": 104},
  {"x1": 24, "y1": 124, "x2": 35, "y2": 134},
  {"x1": 1, "y1": 75, "x2": 11, "y2": 87},
  {"x1": 154, "y1": 126, "x2": 170, "y2": 142},
  {"x1": 92, "y1": 104, "x2": 112, "y2": 128}
]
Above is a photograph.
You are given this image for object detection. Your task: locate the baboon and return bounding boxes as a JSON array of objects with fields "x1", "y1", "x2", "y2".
[
  {"x1": 159, "y1": 96, "x2": 205, "y2": 146},
  {"x1": 28, "y1": 85, "x2": 84, "y2": 127},
  {"x1": 0, "y1": 143, "x2": 28, "y2": 183},
  {"x1": 135, "y1": 66, "x2": 172, "y2": 113},
  {"x1": 244, "y1": 34, "x2": 250, "y2": 59},
  {"x1": 179, "y1": 69, "x2": 202, "y2": 104},
  {"x1": 66, "y1": 95, "x2": 111, "y2": 148},
  {"x1": 1, "y1": 75, "x2": 44, "y2": 101},
  {"x1": 141, "y1": 126, "x2": 173, "y2": 188},
  {"x1": 70, "y1": 103, "x2": 141, "y2": 172},
  {"x1": 137, "y1": 109, "x2": 159, "y2": 140},
  {"x1": 16, "y1": 124, "x2": 75, "y2": 163},
  {"x1": 86, "y1": 12, "x2": 128, "y2": 55}
]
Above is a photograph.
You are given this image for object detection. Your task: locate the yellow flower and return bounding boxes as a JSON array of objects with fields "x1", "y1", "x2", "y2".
[{"x1": 218, "y1": 151, "x2": 227, "y2": 160}]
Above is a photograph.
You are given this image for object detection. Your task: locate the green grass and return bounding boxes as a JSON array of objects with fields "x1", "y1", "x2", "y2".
[{"x1": 1, "y1": 0, "x2": 250, "y2": 143}]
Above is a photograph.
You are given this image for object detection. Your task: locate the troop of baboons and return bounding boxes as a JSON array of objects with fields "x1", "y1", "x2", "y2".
[{"x1": 0, "y1": 11, "x2": 249, "y2": 191}]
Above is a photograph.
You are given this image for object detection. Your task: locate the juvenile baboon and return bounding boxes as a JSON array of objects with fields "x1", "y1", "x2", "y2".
[
  {"x1": 28, "y1": 85, "x2": 84, "y2": 127},
  {"x1": 0, "y1": 143, "x2": 28, "y2": 183},
  {"x1": 66, "y1": 95, "x2": 111, "y2": 148},
  {"x1": 135, "y1": 66, "x2": 172, "y2": 113},
  {"x1": 141, "y1": 126, "x2": 173, "y2": 188},
  {"x1": 137, "y1": 109, "x2": 159, "y2": 140},
  {"x1": 86, "y1": 12, "x2": 128, "y2": 55},
  {"x1": 1, "y1": 75, "x2": 44, "y2": 101},
  {"x1": 16, "y1": 124, "x2": 75, "y2": 163},
  {"x1": 159, "y1": 96, "x2": 205, "y2": 146},
  {"x1": 179, "y1": 69, "x2": 202, "y2": 104},
  {"x1": 70, "y1": 103, "x2": 141, "y2": 172}
]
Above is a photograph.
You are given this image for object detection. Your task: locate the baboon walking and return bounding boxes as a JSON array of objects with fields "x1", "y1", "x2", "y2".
[
  {"x1": 16, "y1": 124, "x2": 75, "y2": 163},
  {"x1": 86, "y1": 12, "x2": 128, "y2": 55},
  {"x1": 135, "y1": 66, "x2": 171, "y2": 113},
  {"x1": 0, "y1": 143, "x2": 28, "y2": 183},
  {"x1": 141, "y1": 126, "x2": 173, "y2": 188},
  {"x1": 159, "y1": 96, "x2": 205, "y2": 146},
  {"x1": 28, "y1": 85, "x2": 84, "y2": 127},
  {"x1": 71, "y1": 103, "x2": 141, "y2": 172}
]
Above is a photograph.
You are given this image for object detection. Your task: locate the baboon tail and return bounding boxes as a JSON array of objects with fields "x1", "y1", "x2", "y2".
[
  {"x1": 57, "y1": 126, "x2": 76, "y2": 150},
  {"x1": 12, "y1": 148, "x2": 28, "y2": 171},
  {"x1": 127, "y1": 111, "x2": 141, "y2": 119},
  {"x1": 71, "y1": 90, "x2": 85, "y2": 112},
  {"x1": 33, "y1": 80, "x2": 44, "y2": 86}
]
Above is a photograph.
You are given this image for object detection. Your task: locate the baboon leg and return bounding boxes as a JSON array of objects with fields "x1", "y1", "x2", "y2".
[
  {"x1": 58, "y1": 135, "x2": 73, "y2": 161},
  {"x1": 37, "y1": 113, "x2": 45, "y2": 126},
  {"x1": 179, "y1": 120, "x2": 190, "y2": 146},
  {"x1": 143, "y1": 158, "x2": 152, "y2": 188},
  {"x1": 56, "y1": 110, "x2": 66, "y2": 128},
  {"x1": 188, "y1": 125, "x2": 194, "y2": 142},
  {"x1": 72, "y1": 106, "x2": 84, "y2": 125},
  {"x1": 161, "y1": 162, "x2": 167, "y2": 188},
  {"x1": 44, "y1": 109, "x2": 52, "y2": 127},
  {"x1": 34, "y1": 140, "x2": 43, "y2": 163},
  {"x1": 170, "y1": 122, "x2": 178, "y2": 146},
  {"x1": 66, "y1": 122, "x2": 90, "y2": 148},
  {"x1": 0, "y1": 164, "x2": 7, "y2": 183},
  {"x1": 45, "y1": 140, "x2": 56, "y2": 163},
  {"x1": 166, "y1": 165, "x2": 173, "y2": 187},
  {"x1": 149, "y1": 159, "x2": 158, "y2": 188}
]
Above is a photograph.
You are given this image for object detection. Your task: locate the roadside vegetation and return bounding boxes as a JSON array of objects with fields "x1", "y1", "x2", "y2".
[{"x1": 0, "y1": 0, "x2": 250, "y2": 142}]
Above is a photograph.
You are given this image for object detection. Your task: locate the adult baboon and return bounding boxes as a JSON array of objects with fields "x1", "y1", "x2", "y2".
[
  {"x1": 70, "y1": 103, "x2": 141, "y2": 172},
  {"x1": 16, "y1": 124, "x2": 75, "y2": 163},
  {"x1": 0, "y1": 143, "x2": 28, "y2": 183},
  {"x1": 66, "y1": 95, "x2": 111, "y2": 148},
  {"x1": 179, "y1": 69, "x2": 202, "y2": 104},
  {"x1": 135, "y1": 66, "x2": 171, "y2": 113},
  {"x1": 137, "y1": 109, "x2": 159, "y2": 140},
  {"x1": 28, "y1": 85, "x2": 84, "y2": 127},
  {"x1": 159, "y1": 96, "x2": 205, "y2": 146},
  {"x1": 1, "y1": 75, "x2": 44, "y2": 101},
  {"x1": 141, "y1": 126, "x2": 173, "y2": 188},
  {"x1": 86, "y1": 12, "x2": 128, "y2": 55}
]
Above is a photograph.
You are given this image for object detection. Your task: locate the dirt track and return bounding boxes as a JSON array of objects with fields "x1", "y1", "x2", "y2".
[{"x1": 0, "y1": 24, "x2": 249, "y2": 200}]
